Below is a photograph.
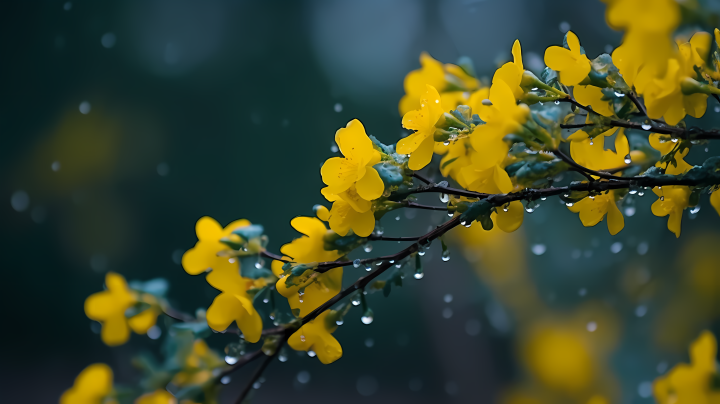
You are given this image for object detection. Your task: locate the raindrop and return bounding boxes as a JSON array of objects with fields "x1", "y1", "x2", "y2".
[
  {"x1": 221, "y1": 376, "x2": 231, "y2": 385},
  {"x1": 586, "y1": 321, "x2": 597, "y2": 332},
  {"x1": 442, "y1": 307, "x2": 453, "y2": 319},
  {"x1": 363, "y1": 243, "x2": 373, "y2": 253},
  {"x1": 638, "y1": 381, "x2": 653, "y2": 398},
  {"x1": 375, "y1": 221, "x2": 384, "y2": 236},
  {"x1": 443, "y1": 294, "x2": 453, "y2": 303},
  {"x1": 395, "y1": 215, "x2": 400, "y2": 221},
  {"x1": 375, "y1": 261, "x2": 382, "y2": 266},
  {"x1": 554, "y1": 100, "x2": 560, "y2": 105},
  {"x1": 157, "y1": 163, "x2": 169, "y2": 176},
  {"x1": 330, "y1": 144, "x2": 339, "y2": 153},
  {"x1": 279, "y1": 351, "x2": 289, "y2": 362},
  {"x1": 365, "y1": 265, "x2": 371, "y2": 272},
  {"x1": 361, "y1": 309, "x2": 374, "y2": 324},
  {"x1": 356, "y1": 376, "x2": 379, "y2": 397},
  {"x1": 629, "y1": 181, "x2": 638, "y2": 194},
  {"x1": 101, "y1": 32, "x2": 116, "y2": 49},
  {"x1": 225, "y1": 356, "x2": 238, "y2": 365},
  {"x1": 637, "y1": 188, "x2": 645, "y2": 197},
  {"x1": 418, "y1": 250, "x2": 425, "y2": 256},
  {"x1": 441, "y1": 250, "x2": 451, "y2": 262},
  {"x1": 443, "y1": 140, "x2": 450, "y2": 146},
  {"x1": 253, "y1": 381, "x2": 261, "y2": 389},
  {"x1": 671, "y1": 138, "x2": 678, "y2": 143},
  {"x1": 297, "y1": 371, "x2": 311, "y2": 384},
  {"x1": 389, "y1": 260, "x2": 395, "y2": 264},
  {"x1": 353, "y1": 259, "x2": 361, "y2": 268},
  {"x1": 624, "y1": 154, "x2": 632, "y2": 164},
  {"x1": 637, "y1": 242, "x2": 649, "y2": 255},
  {"x1": 635, "y1": 305, "x2": 647, "y2": 317},
  {"x1": 336, "y1": 319, "x2": 344, "y2": 326},
  {"x1": 10, "y1": 190, "x2": 29, "y2": 212},
  {"x1": 578, "y1": 288, "x2": 587, "y2": 297},
  {"x1": 351, "y1": 294, "x2": 361, "y2": 306},
  {"x1": 657, "y1": 361, "x2": 668, "y2": 374},
  {"x1": 690, "y1": 205, "x2": 701, "y2": 214},
  {"x1": 624, "y1": 206, "x2": 636, "y2": 216},
  {"x1": 531, "y1": 244, "x2": 546, "y2": 256},
  {"x1": 614, "y1": 91, "x2": 625, "y2": 97},
  {"x1": 715, "y1": 105, "x2": 720, "y2": 113},
  {"x1": 51, "y1": 161, "x2": 61, "y2": 171},
  {"x1": 63, "y1": 2, "x2": 72, "y2": 11},
  {"x1": 465, "y1": 319, "x2": 481, "y2": 336},
  {"x1": 334, "y1": 103, "x2": 343, "y2": 113},
  {"x1": 660, "y1": 196, "x2": 665, "y2": 201},
  {"x1": 79, "y1": 101, "x2": 91, "y2": 114},
  {"x1": 364, "y1": 338, "x2": 374, "y2": 348},
  {"x1": 307, "y1": 350, "x2": 316, "y2": 357},
  {"x1": 571, "y1": 249, "x2": 581, "y2": 259},
  {"x1": 559, "y1": 21, "x2": 571, "y2": 32},
  {"x1": 413, "y1": 271, "x2": 424, "y2": 280},
  {"x1": 481, "y1": 99, "x2": 493, "y2": 106},
  {"x1": 565, "y1": 202, "x2": 574, "y2": 207},
  {"x1": 610, "y1": 242, "x2": 623, "y2": 254},
  {"x1": 641, "y1": 123, "x2": 652, "y2": 130},
  {"x1": 147, "y1": 325, "x2": 161, "y2": 340},
  {"x1": 439, "y1": 193, "x2": 449, "y2": 203}
]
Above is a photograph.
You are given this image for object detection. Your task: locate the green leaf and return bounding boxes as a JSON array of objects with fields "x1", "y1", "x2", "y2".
[
  {"x1": 129, "y1": 278, "x2": 169, "y2": 297},
  {"x1": 232, "y1": 224, "x2": 264, "y2": 241}
]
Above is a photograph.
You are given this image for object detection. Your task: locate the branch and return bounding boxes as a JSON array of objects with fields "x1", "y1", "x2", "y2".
[
  {"x1": 367, "y1": 234, "x2": 422, "y2": 242},
  {"x1": 411, "y1": 172, "x2": 432, "y2": 184},
  {"x1": 403, "y1": 201, "x2": 449, "y2": 211},
  {"x1": 234, "y1": 337, "x2": 288, "y2": 404},
  {"x1": 162, "y1": 306, "x2": 195, "y2": 322},
  {"x1": 627, "y1": 91, "x2": 648, "y2": 117},
  {"x1": 217, "y1": 349, "x2": 265, "y2": 380},
  {"x1": 552, "y1": 149, "x2": 641, "y2": 181},
  {"x1": 560, "y1": 123, "x2": 590, "y2": 129}
]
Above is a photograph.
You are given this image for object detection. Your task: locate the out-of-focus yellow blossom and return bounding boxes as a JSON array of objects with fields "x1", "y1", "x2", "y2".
[
  {"x1": 469, "y1": 80, "x2": 530, "y2": 169},
  {"x1": 524, "y1": 326, "x2": 595, "y2": 393},
  {"x1": 652, "y1": 185, "x2": 691, "y2": 238},
  {"x1": 654, "y1": 331, "x2": 720, "y2": 404},
  {"x1": 135, "y1": 390, "x2": 176, "y2": 404},
  {"x1": 173, "y1": 340, "x2": 225, "y2": 387},
  {"x1": 204, "y1": 260, "x2": 262, "y2": 342},
  {"x1": 398, "y1": 85, "x2": 446, "y2": 170},
  {"x1": 399, "y1": 52, "x2": 479, "y2": 115},
  {"x1": 587, "y1": 396, "x2": 610, "y2": 404},
  {"x1": 606, "y1": 0, "x2": 680, "y2": 92},
  {"x1": 288, "y1": 311, "x2": 342, "y2": 364},
  {"x1": 574, "y1": 85, "x2": 614, "y2": 117},
  {"x1": 544, "y1": 31, "x2": 591, "y2": 86},
  {"x1": 566, "y1": 129, "x2": 631, "y2": 235},
  {"x1": 494, "y1": 40, "x2": 525, "y2": 101},
  {"x1": 323, "y1": 187, "x2": 375, "y2": 237},
  {"x1": 60, "y1": 363, "x2": 116, "y2": 404},
  {"x1": 711, "y1": 189, "x2": 720, "y2": 216},
  {"x1": 270, "y1": 216, "x2": 343, "y2": 316},
  {"x1": 321, "y1": 119, "x2": 384, "y2": 202},
  {"x1": 643, "y1": 34, "x2": 711, "y2": 126},
  {"x1": 181, "y1": 216, "x2": 250, "y2": 276},
  {"x1": 85, "y1": 272, "x2": 161, "y2": 346}
]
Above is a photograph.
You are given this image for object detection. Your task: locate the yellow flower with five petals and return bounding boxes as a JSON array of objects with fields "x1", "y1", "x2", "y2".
[
  {"x1": 648, "y1": 133, "x2": 693, "y2": 237},
  {"x1": 181, "y1": 216, "x2": 250, "y2": 276},
  {"x1": 493, "y1": 39, "x2": 525, "y2": 101},
  {"x1": 322, "y1": 186, "x2": 376, "y2": 237},
  {"x1": 60, "y1": 363, "x2": 116, "y2": 404}
]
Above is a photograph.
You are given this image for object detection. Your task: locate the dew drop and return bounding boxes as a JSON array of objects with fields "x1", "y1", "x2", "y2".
[
  {"x1": 635, "y1": 305, "x2": 648, "y2": 317},
  {"x1": 439, "y1": 193, "x2": 449, "y2": 203},
  {"x1": 363, "y1": 243, "x2": 373, "y2": 253},
  {"x1": 351, "y1": 295, "x2": 361, "y2": 306},
  {"x1": 586, "y1": 321, "x2": 598, "y2": 332},
  {"x1": 660, "y1": 196, "x2": 665, "y2": 201},
  {"x1": 353, "y1": 259, "x2": 361, "y2": 268},
  {"x1": 624, "y1": 154, "x2": 632, "y2": 164},
  {"x1": 414, "y1": 271, "x2": 424, "y2": 280},
  {"x1": 641, "y1": 124, "x2": 652, "y2": 130},
  {"x1": 307, "y1": 350, "x2": 316, "y2": 357},
  {"x1": 610, "y1": 242, "x2": 623, "y2": 254},
  {"x1": 418, "y1": 250, "x2": 426, "y2": 256},
  {"x1": 531, "y1": 244, "x2": 546, "y2": 255},
  {"x1": 565, "y1": 202, "x2": 574, "y2": 207},
  {"x1": 443, "y1": 294, "x2": 453, "y2": 303},
  {"x1": 443, "y1": 140, "x2": 450, "y2": 146},
  {"x1": 481, "y1": 99, "x2": 493, "y2": 106},
  {"x1": 442, "y1": 307, "x2": 453, "y2": 319},
  {"x1": 361, "y1": 310, "x2": 374, "y2": 325},
  {"x1": 554, "y1": 100, "x2": 560, "y2": 105},
  {"x1": 334, "y1": 103, "x2": 343, "y2": 113},
  {"x1": 614, "y1": 91, "x2": 625, "y2": 97},
  {"x1": 441, "y1": 250, "x2": 451, "y2": 262},
  {"x1": 690, "y1": 205, "x2": 701, "y2": 214}
]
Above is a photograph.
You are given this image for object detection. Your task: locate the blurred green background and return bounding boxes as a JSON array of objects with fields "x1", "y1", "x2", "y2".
[{"x1": 3, "y1": 1, "x2": 720, "y2": 403}]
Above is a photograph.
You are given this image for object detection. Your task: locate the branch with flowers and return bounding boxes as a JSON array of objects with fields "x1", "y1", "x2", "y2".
[{"x1": 62, "y1": 1, "x2": 720, "y2": 404}]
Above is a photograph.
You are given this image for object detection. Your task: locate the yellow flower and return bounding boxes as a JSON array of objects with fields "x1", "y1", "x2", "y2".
[
  {"x1": 566, "y1": 129, "x2": 630, "y2": 234},
  {"x1": 288, "y1": 311, "x2": 342, "y2": 364},
  {"x1": 181, "y1": 216, "x2": 251, "y2": 276},
  {"x1": 321, "y1": 119, "x2": 384, "y2": 203},
  {"x1": 574, "y1": 85, "x2": 614, "y2": 117},
  {"x1": 85, "y1": 272, "x2": 160, "y2": 346},
  {"x1": 469, "y1": 80, "x2": 530, "y2": 169},
  {"x1": 270, "y1": 216, "x2": 343, "y2": 317},
  {"x1": 60, "y1": 363, "x2": 116, "y2": 404},
  {"x1": 544, "y1": 31, "x2": 591, "y2": 86},
  {"x1": 493, "y1": 39, "x2": 525, "y2": 101},
  {"x1": 322, "y1": 187, "x2": 376, "y2": 237},
  {"x1": 651, "y1": 185, "x2": 691, "y2": 238},
  {"x1": 523, "y1": 327, "x2": 594, "y2": 393},
  {"x1": 649, "y1": 133, "x2": 693, "y2": 174},
  {"x1": 398, "y1": 85, "x2": 446, "y2": 170},
  {"x1": 204, "y1": 261, "x2": 263, "y2": 342},
  {"x1": 654, "y1": 331, "x2": 720, "y2": 404},
  {"x1": 399, "y1": 52, "x2": 479, "y2": 115},
  {"x1": 135, "y1": 390, "x2": 176, "y2": 404},
  {"x1": 606, "y1": 0, "x2": 680, "y2": 91}
]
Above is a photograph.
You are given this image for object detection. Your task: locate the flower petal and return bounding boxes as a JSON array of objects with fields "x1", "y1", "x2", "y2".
[
  {"x1": 606, "y1": 194, "x2": 625, "y2": 235},
  {"x1": 321, "y1": 157, "x2": 358, "y2": 194},
  {"x1": 355, "y1": 166, "x2": 384, "y2": 201},
  {"x1": 496, "y1": 201, "x2": 524, "y2": 232},
  {"x1": 408, "y1": 136, "x2": 435, "y2": 170},
  {"x1": 101, "y1": 313, "x2": 130, "y2": 346}
]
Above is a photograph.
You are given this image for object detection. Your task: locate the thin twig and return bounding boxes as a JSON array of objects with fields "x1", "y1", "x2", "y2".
[
  {"x1": 234, "y1": 338, "x2": 287, "y2": 404},
  {"x1": 552, "y1": 149, "x2": 641, "y2": 180},
  {"x1": 411, "y1": 172, "x2": 433, "y2": 184},
  {"x1": 627, "y1": 91, "x2": 648, "y2": 117},
  {"x1": 367, "y1": 235, "x2": 423, "y2": 242},
  {"x1": 560, "y1": 123, "x2": 590, "y2": 129},
  {"x1": 404, "y1": 201, "x2": 449, "y2": 211}
]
